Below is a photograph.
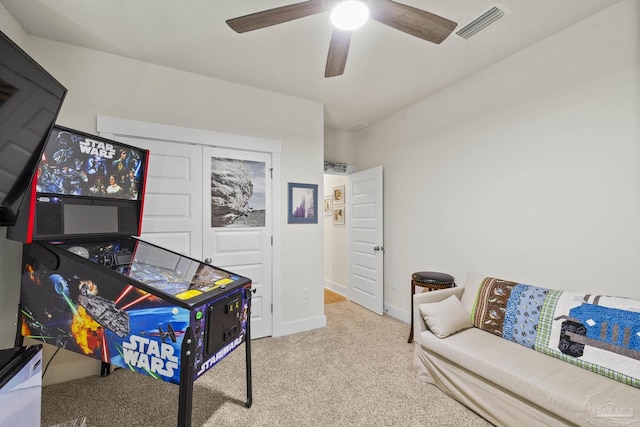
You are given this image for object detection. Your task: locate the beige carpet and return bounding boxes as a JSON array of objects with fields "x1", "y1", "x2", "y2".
[{"x1": 41, "y1": 301, "x2": 491, "y2": 427}]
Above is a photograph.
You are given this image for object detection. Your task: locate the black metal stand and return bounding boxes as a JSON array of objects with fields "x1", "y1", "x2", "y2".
[
  {"x1": 245, "y1": 288, "x2": 253, "y2": 408},
  {"x1": 100, "y1": 362, "x2": 111, "y2": 377},
  {"x1": 177, "y1": 326, "x2": 195, "y2": 427}
]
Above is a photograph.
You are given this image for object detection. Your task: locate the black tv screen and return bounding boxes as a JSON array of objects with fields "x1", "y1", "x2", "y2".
[{"x1": 0, "y1": 31, "x2": 67, "y2": 226}]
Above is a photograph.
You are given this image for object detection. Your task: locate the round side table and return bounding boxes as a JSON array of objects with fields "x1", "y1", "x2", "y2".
[{"x1": 408, "y1": 271, "x2": 455, "y2": 343}]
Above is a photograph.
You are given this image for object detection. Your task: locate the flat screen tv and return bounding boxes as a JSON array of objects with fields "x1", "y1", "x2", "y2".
[{"x1": 0, "y1": 30, "x2": 67, "y2": 226}]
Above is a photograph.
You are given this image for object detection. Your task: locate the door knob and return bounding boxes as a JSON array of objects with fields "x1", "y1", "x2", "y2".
[
  {"x1": 204, "y1": 257, "x2": 212, "y2": 264},
  {"x1": 373, "y1": 246, "x2": 384, "y2": 252}
]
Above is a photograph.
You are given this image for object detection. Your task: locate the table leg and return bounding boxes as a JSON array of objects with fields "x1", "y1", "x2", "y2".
[{"x1": 408, "y1": 281, "x2": 416, "y2": 343}]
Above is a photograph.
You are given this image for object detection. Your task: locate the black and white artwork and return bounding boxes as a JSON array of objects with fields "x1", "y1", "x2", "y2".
[{"x1": 210, "y1": 157, "x2": 266, "y2": 227}]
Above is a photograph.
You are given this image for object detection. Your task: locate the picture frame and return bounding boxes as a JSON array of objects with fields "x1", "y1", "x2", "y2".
[
  {"x1": 333, "y1": 185, "x2": 345, "y2": 205},
  {"x1": 333, "y1": 206, "x2": 345, "y2": 225},
  {"x1": 288, "y1": 182, "x2": 318, "y2": 224},
  {"x1": 324, "y1": 196, "x2": 332, "y2": 216}
]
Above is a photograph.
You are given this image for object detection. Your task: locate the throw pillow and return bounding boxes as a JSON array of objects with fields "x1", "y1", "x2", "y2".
[{"x1": 419, "y1": 295, "x2": 473, "y2": 338}]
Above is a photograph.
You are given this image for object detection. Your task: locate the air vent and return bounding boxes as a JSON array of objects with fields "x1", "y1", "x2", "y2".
[
  {"x1": 454, "y1": 2, "x2": 511, "y2": 41},
  {"x1": 324, "y1": 161, "x2": 356, "y2": 175},
  {"x1": 347, "y1": 122, "x2": 370, "y2": 132}
]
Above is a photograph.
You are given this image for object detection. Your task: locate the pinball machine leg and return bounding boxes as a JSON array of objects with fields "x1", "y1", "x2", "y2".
[
  {"x1": 100, "y1": 362, "x2": 111, "y2": 377},
  {"x1": 245, "y1": 291, "x2": 253, "y2": 409},
  {"x1": 244, "y1": 326, "x2": 252, "y2": 408},
  {"x1": 177, "y1": 326, "x2": 195, "y2": 427}
]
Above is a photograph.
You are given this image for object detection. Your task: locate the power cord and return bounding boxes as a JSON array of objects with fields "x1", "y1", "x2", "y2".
[{"x1": 42, "y1": 346, "x2": 61, "y2": 378}]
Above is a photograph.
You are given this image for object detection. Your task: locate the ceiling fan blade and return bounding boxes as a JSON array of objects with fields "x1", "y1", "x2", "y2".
[
  {"x1": 227, "y1": 0, "x2": 330, "y2": 33},
  {"x1": 325, "y1": 29, "x2": 351, "y2": 78},
  {"x1": 369, "y1": 0, "x2": 457, "y2": 44}
]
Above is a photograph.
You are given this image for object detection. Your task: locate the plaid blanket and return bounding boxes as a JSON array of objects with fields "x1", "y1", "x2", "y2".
[{"x1": 472, "y1": 277, "x2": 640, "y2": 388}]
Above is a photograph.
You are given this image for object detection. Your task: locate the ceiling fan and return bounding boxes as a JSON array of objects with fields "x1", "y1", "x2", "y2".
[{"x1": 226, "y1": 0, "x2": 457, "y2": 78}]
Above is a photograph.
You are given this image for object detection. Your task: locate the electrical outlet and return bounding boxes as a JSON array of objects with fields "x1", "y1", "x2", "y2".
[{"x1": 302, "y1": 288, "x2": 309, "y2": 299}]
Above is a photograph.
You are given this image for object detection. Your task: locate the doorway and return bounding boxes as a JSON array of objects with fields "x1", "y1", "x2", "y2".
[
  {"x1": 323, "y1": 167, "x2": 384, "y2": 313},
  {"x1": 323, "y1": 174, "x2": 349, "y2": 300}
]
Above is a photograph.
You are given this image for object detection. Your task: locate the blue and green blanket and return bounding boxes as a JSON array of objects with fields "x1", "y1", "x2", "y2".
[{"x1": 471, "y1": 277, "x2": 640, "y2": 388}]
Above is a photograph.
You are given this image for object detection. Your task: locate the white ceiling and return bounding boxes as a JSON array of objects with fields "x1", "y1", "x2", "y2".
[{"x1": 1, "y1": 0, "x2": 623, "y2": 131}]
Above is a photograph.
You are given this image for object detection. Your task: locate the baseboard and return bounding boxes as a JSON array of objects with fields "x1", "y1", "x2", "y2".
[
  {"x1": 383, "y1": 303, "x2": 410, "y2": 324},
  {"x1": 42, "y1": 355, "x2": 101, "y2": 386},
  {"x1": 324, "y1": 280, "x2": 347, "y2": 296},
  {"x1": 274, "y1": 314, "x2": 327, "y2": 337}
]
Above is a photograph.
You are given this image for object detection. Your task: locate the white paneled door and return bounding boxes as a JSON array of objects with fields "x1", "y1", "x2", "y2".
[
  {"x1": 348, "y1": 166, "x2": 384, "y2": 314},
  {"x1": 116, "y1": 136, "x2": 203, "y2": 259},
  {"x1": 202, "y1": 147, "x2": 273, "y2": 339}
]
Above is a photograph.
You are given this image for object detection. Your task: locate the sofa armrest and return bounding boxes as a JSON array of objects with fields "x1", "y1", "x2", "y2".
[{"x1": 413, "y1": 287, "x2": 465, "y2": 337}]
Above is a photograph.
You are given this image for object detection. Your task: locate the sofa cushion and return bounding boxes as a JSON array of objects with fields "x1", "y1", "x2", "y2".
[
  {"x1": 419, "y1": 295, "x2": 472, "y2": 338},
  {"x1": 467, "y1": 273, "x2": 640, "y2": 389},
  {"x1": 418, "y1": 327, "x2": 640, "y2": 423}
]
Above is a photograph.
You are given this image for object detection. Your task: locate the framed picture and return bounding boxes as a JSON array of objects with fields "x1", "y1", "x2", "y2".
[
  {"x1": 288, "y1": 183, "x2": 318, "y2": 224},
  {"x1": 324, "y1": 196, "x2": 332, "y2": 216},
  {"x1": 333, "y1": 206, "x2": 345, "y2": 225},
  {"x1": 333, "y1": 185, "x2": 345, "y2": 205}
]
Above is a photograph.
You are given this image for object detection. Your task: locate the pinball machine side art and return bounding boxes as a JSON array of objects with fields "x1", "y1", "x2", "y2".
[{"x1": 20, "y1": 244, "x2": 189, "y2": 384}]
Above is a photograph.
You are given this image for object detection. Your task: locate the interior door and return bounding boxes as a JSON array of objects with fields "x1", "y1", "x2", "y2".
[
  {"x1": 348, "y1": 166, "x2": 384, "y2": 314},
  {"x1": 202, "y1": 147, "x2": 273, "y2": 339},
  {"x1": 115, "y1": 136, "x2": 203, "y2": 259}
]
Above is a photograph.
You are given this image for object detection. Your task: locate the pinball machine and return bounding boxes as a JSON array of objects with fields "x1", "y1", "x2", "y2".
[{"x1": 7, "y1": 125, "x2": 253, "y2": 426}]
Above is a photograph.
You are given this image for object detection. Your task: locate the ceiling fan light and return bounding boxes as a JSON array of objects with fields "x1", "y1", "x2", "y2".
[{"x1": 330, "y1": 1, "x2": 370, "y2": 31}]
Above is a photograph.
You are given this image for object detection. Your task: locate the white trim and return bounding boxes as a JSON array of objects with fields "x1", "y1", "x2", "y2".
[
  {"x1": 96, "y1": 115, "x2": 282, "y2": 338},
  {"x1": 383, "y1": 304, "x2": 410, "y2": 324},
  {"x1": 97, "y1": 115, "x2": 281, "y2": 153},
  {"x1": 324, "y1": 279, "x2": 348, "y2": 296},
  {"x1": 271, "y1": 154, "x2": 283, "y2": 337},
  {"x1": 274, "y1": 315, "x2": 327, "y2": 337}
]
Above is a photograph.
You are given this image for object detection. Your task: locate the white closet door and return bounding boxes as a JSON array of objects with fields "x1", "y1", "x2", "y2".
[
  {"x1": 116, "y1": 136, "x2": 203, "y2": 259},
  {"x1": 202, "y1": 147, "x2": 273, "y2": 339}
]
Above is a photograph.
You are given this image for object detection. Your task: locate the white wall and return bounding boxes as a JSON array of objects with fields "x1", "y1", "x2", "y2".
[
  {"x1": 323, "y1": 174, "x2": 349, "y2": 295},
  {"x1": 355, "y1": 0, "x2": 640, "y2": 321},
  {"x1": 0, "y1": 6, "x2": 325, "y2": 384},
  {"x1": 324, "y1": 127, "x2": 357, "y2": 166}
]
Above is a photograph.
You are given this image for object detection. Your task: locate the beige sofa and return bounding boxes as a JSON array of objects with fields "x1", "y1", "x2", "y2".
[{"x1": 412, "y1": 272, "x2": 640, "y2": 427}]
